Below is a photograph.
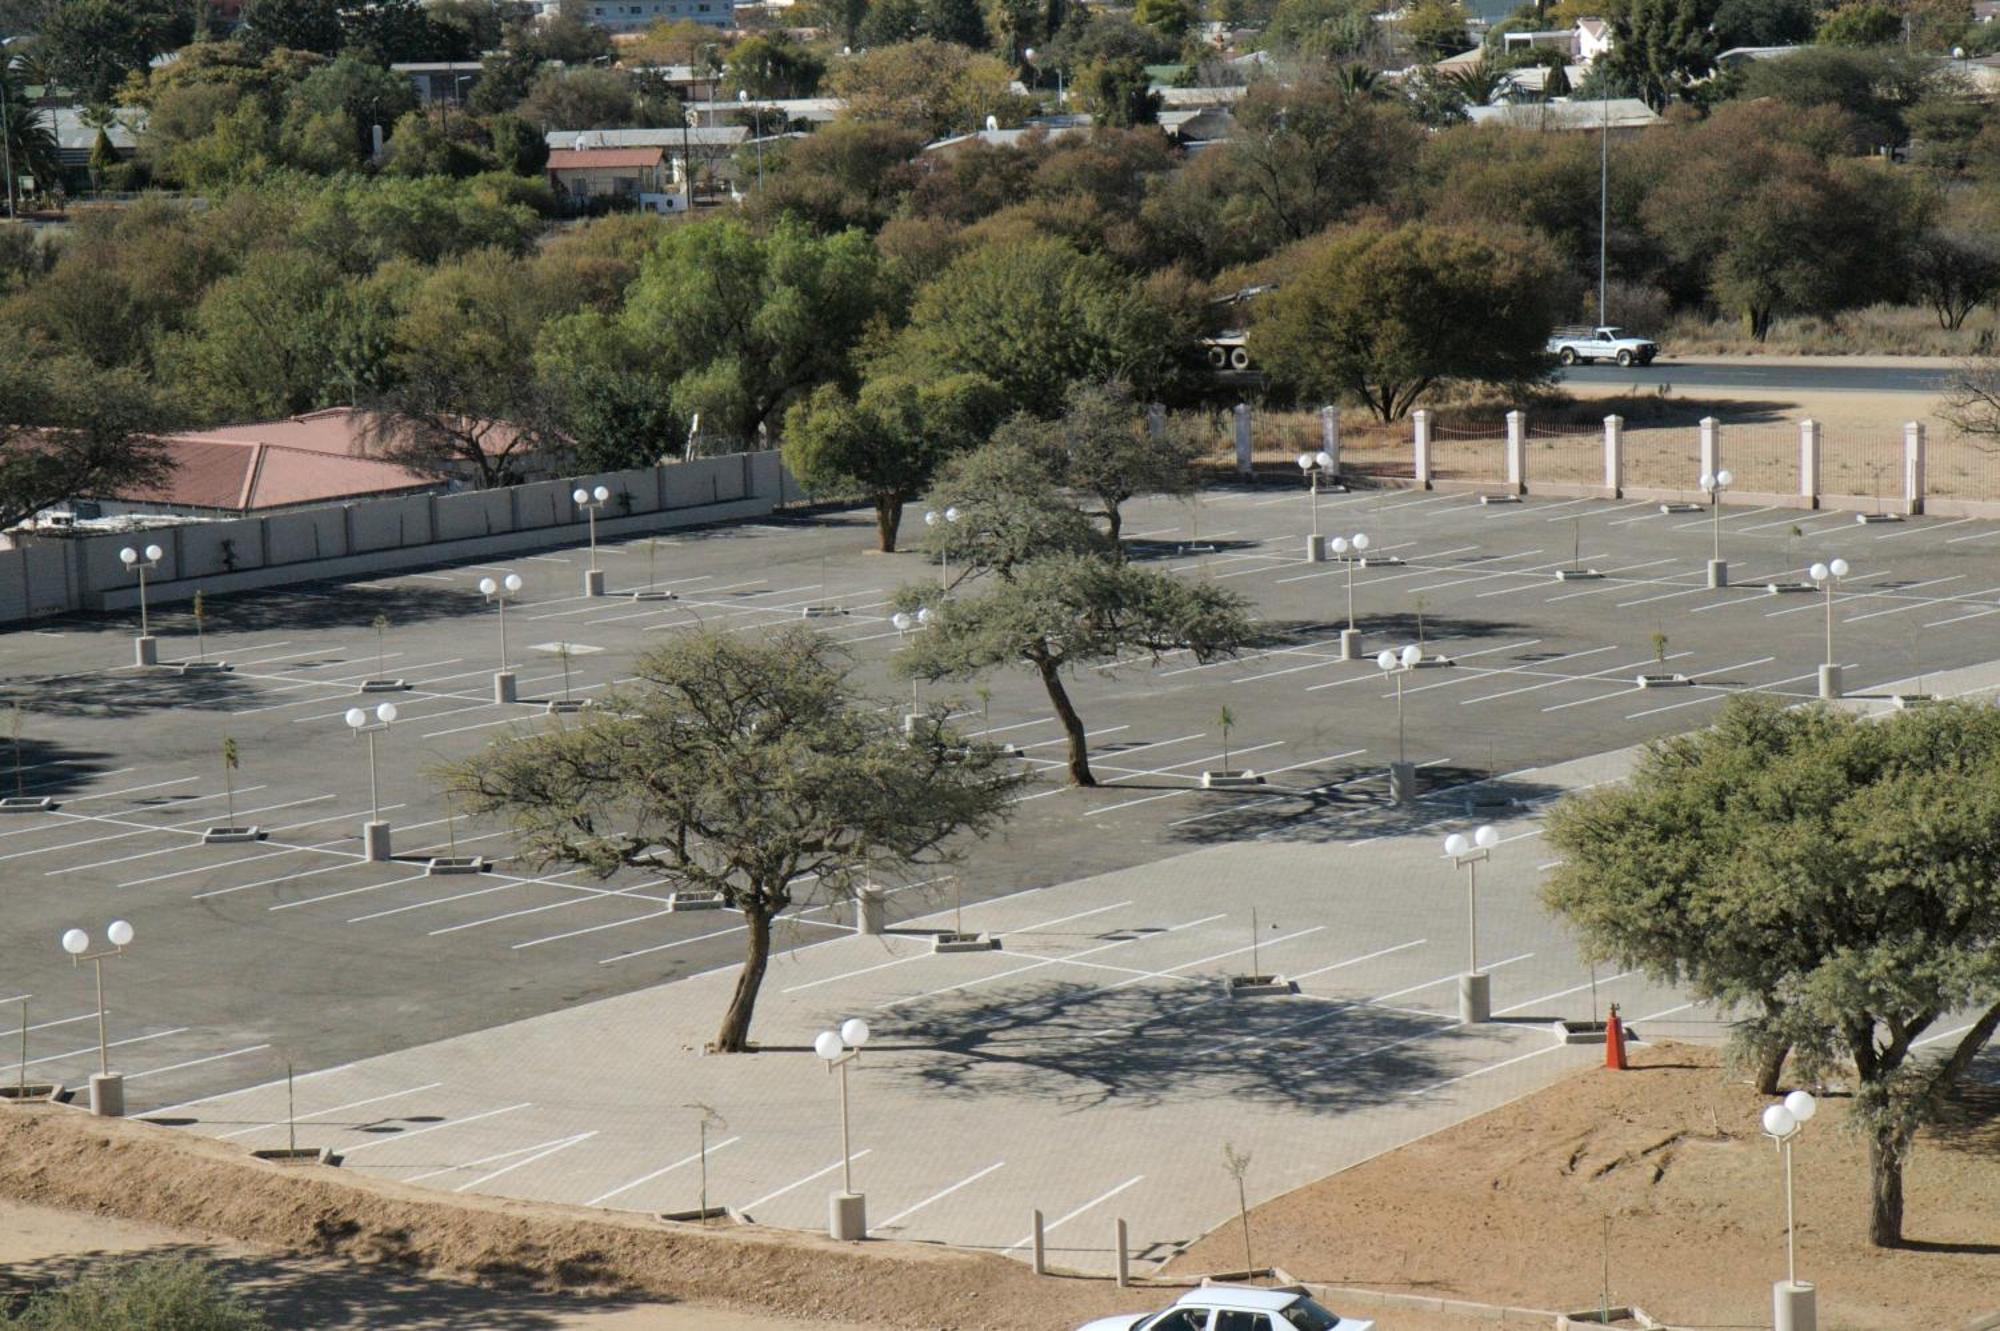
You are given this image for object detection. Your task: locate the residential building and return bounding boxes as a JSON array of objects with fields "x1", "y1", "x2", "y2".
[
  {"x1": 528, "y1": 0, "x2": 731, "y2": 31},
  {"x1": 389, "y1": 61, "x2": 485, "y2": 104},
  {"x1": 547, "y1": 145, "x2": 672, "y2": 206},
  {"x1": 545, "y1": 126, "x2": 748, "y2": 191},
  {"x1": 1465, "y1": 98, "x2": 1662, "y2": 132}
]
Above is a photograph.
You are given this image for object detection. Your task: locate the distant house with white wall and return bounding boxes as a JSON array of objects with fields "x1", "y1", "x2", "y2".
[
  {"x1": 527, "y1": 0, "x2": 730, "y2": 31},
  {"x1": 546, "y1": 145, "x2": 671, "y2": 206}
]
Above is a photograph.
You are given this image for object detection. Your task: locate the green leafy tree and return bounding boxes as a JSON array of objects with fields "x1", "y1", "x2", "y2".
[
  {"x1": 1249, "y1": 220, "x2": 1563, "y2": 420},
  {"x1": 826, "y1": 38, "x2": 1029, "y2": 138},
  {"x1": 781, "y1": 371, "x2": 1008, "y2": 552},
  {"x1": 535, "y1": 311, "x2": 685, "y2": 472},
  {"x1": 240, "y1": 0, "x2": 343, "y2": 54},
  {"x1": 367, "y1": 249, "x2": 567, "y2": 486},
  {"x1": 36, "y1": 0, "x2": 189, "y2": 104},
  {"x1": 725, "y1": 32, "x2": 828, "y2": 97},
  {"x1": 1077, "y1": 53, "x2": 1161, "y2": 126},
  {"x1": 0, "y1": 355, "x2": 168, "y2": 531},
  {"x1": 518, "y1": 66, "x2": 664, "y2": 130},
  {"x1": 1403, "y1": 0, "x2": 1471, "y2": 59},
  {"x1": 443, "y1": 628, "x2": 1023, "y2": 1052},
  {"x1": 1711, "y1": 0, "x2": 1816, "y2": 47},
  {"x1": 0, "y1": 67, "x2": 61, "y2": 194},
  {"x1": 918, "y1": 438, "x2": 1107, "y2": 580},
  {"x1": 896, "y1": 552, "x2": 1255, "y2": 785},
  {"x1": 890, "y1": 235, "x2": 1187, "y2": 417},
  {"x1": 289, "y1": 54, "x2": 418, "y2": 164},
  {"x1": 1265, "y1": 0, "x2": 1376, "y2": 59},
  {"x1": 1134, "y1": 0, "x2": 1195, "y2": 36},
  {"x1": 611, "y1": 217, "x2": 884, "y2": 445},
  {"x1": 1543, "y1": 696, "x2": 2000, "y2": 1247},
  {"x1": 158, "y1": 248, "x2": 347, "y2": 421},
  {"x1": 1815, "y1": 0, "x2": 1903, "y2": 45},
  {"x1": 1601, "y1": 0, "x2": 1720, "y2": 109}
]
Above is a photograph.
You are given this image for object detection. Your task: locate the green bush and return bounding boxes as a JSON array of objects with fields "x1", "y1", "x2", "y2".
[{"x1": 5, "y1": 1256, "x2": 267, "y2": 1331}]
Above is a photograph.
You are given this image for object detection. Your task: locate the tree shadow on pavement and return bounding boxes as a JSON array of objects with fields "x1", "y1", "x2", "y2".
[
  {"x1": 886, "y1": 976, "x2": 1471, "y2": 1115},
  {"x1": 0, "y1": 736, "x2": 119, "y2": 798},
  {"x1": 1167, "y1": 769, "x2": 1568, "y2": 848}
]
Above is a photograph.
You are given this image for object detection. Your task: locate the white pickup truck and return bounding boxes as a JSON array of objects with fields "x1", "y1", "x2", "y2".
[{"x1": 1547, "y1": 325, "x2": 1659, "y2": 367}]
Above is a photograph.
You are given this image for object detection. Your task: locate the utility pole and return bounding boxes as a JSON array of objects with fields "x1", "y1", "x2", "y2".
[
  {"x1": 2, "y1": 60, "x2": 17, "y2": 221},
  {"x1": 1598, "y1": 92, "x2": 1608, "y2": 324}
]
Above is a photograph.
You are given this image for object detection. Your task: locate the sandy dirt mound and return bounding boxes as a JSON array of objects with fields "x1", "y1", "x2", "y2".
[{"x1": 1171, "y1": 1043, "x2": 2000, "y2": 1329}]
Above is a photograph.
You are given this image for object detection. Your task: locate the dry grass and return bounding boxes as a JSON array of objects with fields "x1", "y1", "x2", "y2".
[{"x1": 1662, "y1": 303, "x2": 2000, "y2": 357}]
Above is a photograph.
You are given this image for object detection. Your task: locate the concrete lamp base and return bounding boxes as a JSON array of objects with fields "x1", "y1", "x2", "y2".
[
  {"x1": 856, "y1": 887, "x2": 887, "y2": 936},
  {"x1": 1338, "y1": 628, "x2": 1363, "y2": 661},
  {"x1": 1305, "y1": 534, "x2": 1326, "y2": 563},
  {"x1": 494, "y1": 670, "x2": 518, "y2": 704},
  {"x1": 134, "y1": 636, "x2": 158, "y2": 667},
  {"x1": 1773, "y1": 1280, "x2": 1817, "y2": 1331},
  {"x1": 1818, "y1": 663, "x2": 1843, "y2": 700},
  {"x1": 363, "y1": 820, "x2": 392, "y2": 862},
  {"x1": 1707, "y1": 558, "x2": 1728, "y2": 589},
  {"x1": 1458, "y1": 972, "x2": 1491, "y2": 1024},
  {"x1": 828, "y1": 1191, "x2": 866, "y2": 1241},
  {"x1": 584, "y1": 568, "x2": 606, "y2": 597},
  {"x1": 89, "y1": 1072, "x2": 125, "y2": 1118},
  {"x1": 1389, "y1": 761, "x2": 1418, "y2": 805}
]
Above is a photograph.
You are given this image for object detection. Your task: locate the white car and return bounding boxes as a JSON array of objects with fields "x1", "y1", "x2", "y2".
[{"x1": 1075, "y1": 1284, "x2": 1376, "y2": 1331}]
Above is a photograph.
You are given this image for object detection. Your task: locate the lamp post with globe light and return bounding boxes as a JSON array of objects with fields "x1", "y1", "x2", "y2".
[
  {"x1": 574, "y1": 485, "x2": 612, "y2": 595},
  {"x1": 60, "y1": 919, "x2": 134, "y2": 1116},
  {"x1": 924, "y1": 506, "x2": 961, "y2": 591},
  {"x1": 1701, "y1": 468, "x2": 1734, "y2": 587},
  {"x1": 1376, "y1": 643, "x2": 1424, "y2": 804},
  {"x1": 1330, "y1": 532, "x2": 1371, "y2": 659},
  {"x1": 345, "y1": 701, "x2": 398, "y2": 861},
  {"x1": 892, "y1": 608, "x2": 934, "y2": 733},
  {"x1": 1809, "y1": 559, "x2": 1850, "y2": 698},
  {"x1": 118, "y1": 544, "x2": 164, "y2": 665},
  {"x1": 1762, "y1": 1090, "x2": 1820, "y2": 1331},
  {"x1": 1442, "y1": 825, "x2": 1501, "y2": 1022},
  {"x1": 1297, "y1": 450, "x2": 1336, "y2": 560},
  {"x1": 815, "y1": 1017, "x2": 872, "y2": 1240},
  {"x1": 480, "y1": 573, "x2": 525, "y2": 702}
]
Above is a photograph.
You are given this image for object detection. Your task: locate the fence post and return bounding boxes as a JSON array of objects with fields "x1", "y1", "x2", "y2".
[
  {"x1": 1603, "y1": 415, "x2": 1624, "y2": 496},
  {"x1": 1233, "y1": 403, "x2": 1253, "y2": 477},
  {"x1": 1412, "y1": 409, "x2": 1433, "y2": 488},
  {"x1": 1115, "y1": 1218, "x2": 1130, "y2": 1287},
  {"x1": 1904, "y1": 421, "x2": 1926, "y2": 516},
  {"x1": 1320, "y1": 404, "x2": 1340, "y2": 474},
  {"x1": 1699, "y1": 416, "x2": 1720, "y2": 486},
  {"x1": 1148, "y1": 403, "x2": 1166, "y2": 441},
  {"x1": 1030, "y1": 1209, "x2": 1046, "y2": 1275},
  {"x1": 1800, "y1": 420, "x2": 1821, "y2": 508},
  {"x1": 1505, "y1": 410, "x2": 1527, "y2": 494}
]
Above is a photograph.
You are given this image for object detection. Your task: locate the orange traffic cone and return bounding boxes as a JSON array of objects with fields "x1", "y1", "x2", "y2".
[{"x1": 1605, "y1": 1003, "x2": 1628, "y2": 1070}]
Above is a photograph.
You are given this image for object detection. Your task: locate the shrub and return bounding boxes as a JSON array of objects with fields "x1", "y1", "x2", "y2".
[{"x1": 5, "y1": 1257, "x2": 267, "y2": 1331}]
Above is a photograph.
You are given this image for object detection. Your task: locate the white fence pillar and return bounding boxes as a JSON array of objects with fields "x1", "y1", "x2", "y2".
[
  {"x1": 1320, "y1": 404, "x2": 1340, "y2": 474},
  {"x1": 1147, "y1": 403, "x2": 1165, "y2": 441},
  {"x1": 1030, "y1": 1209, "x2": 1046, "y2": 1275},
  {"x1": 1905, "y1": 421, "x2": 1926, "y2": 515},
  {"x1": 1232, "y1": 403, "x2": 1253, "y2": 477},
  {"x1": 1115, "y1": 1218, "x2": 1130, "y2": 1287},
  {"x1": 1505, "y1": 410, "x2": 1527, "y2": 493},
  {"x1": 1603, "y1": 415, "x2": 1624, "y2": 494},
  {"x1": 1800, "y1": 419, "x2": 1820, "y2": 506},
  {"x1": 1699, "y1": 416, "x2": 1720, "y2": 486},
  {"x1": 1412, "y1": 409, "x2": 1433, "y2": 487}
]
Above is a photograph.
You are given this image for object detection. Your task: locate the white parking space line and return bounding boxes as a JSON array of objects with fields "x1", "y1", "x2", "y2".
[
  {"x1": 584, "y1": 1136, "x2": 743, "y2": 1208},
  {"x1": 0, "y1": 1027, "x2": 191, "y2": 1076},
  {"x1": 403, "y1": 1131, "x2": 588, "y2": 1184},
  {"x1": 1845, "y1": 579, "x2": 1994, "y2": 622},
  {"x1": 1304, "y1": 639, "x2": 1540, "y2": 692},
  {"x1": 124, "y1": 1045, "x2": 273, "y2": 1082},
  {"x1": 877, "y1": 913, "x2": 1231, "y2": 1010},
  {"x1": 741, "y1": 1152, "x2": 872, "y2": 1213},
  {"x1": 1003, "y1": 1176, "x2": 1143, "y2": 1254},
  {"x1": 452, "y1": 1132, "x2": 598, "y2": 1192},
  {"x1": 875, "y1": 1162, "x2": 1005, "y2": 1230},
  {"x1": 1621, "y1": 665, "x2": 1829, "y2": 720},
  {"x1": 219, "y1": 1082, "x2": 447, "y2": 1140}
]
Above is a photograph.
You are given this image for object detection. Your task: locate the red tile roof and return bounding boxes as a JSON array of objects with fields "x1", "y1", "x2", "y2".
[
  {"x1": 547, "y1": 147, "x2": 667, "y2": 171},
  {"x1": 115, "y1": 438, "x2": 437, "y2": 512}
]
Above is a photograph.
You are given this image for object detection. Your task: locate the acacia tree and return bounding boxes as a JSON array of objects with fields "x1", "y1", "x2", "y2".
[
  {"x1": 1011, "y1": 381, "x2": 1203, "y2": 552},
  {"x1": 1543, "y1": 695, "x2": 2000, "y2": 1247},
  {"x1": 441, "y1": 628, "x2": 1022, "y2": 1052},
  {"x1": 896, "y1": 553, "x2": 1255, "y2": 786},
  {"x1": 1250, "y1": 220, "x2": 1562, "y2": 420}
]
